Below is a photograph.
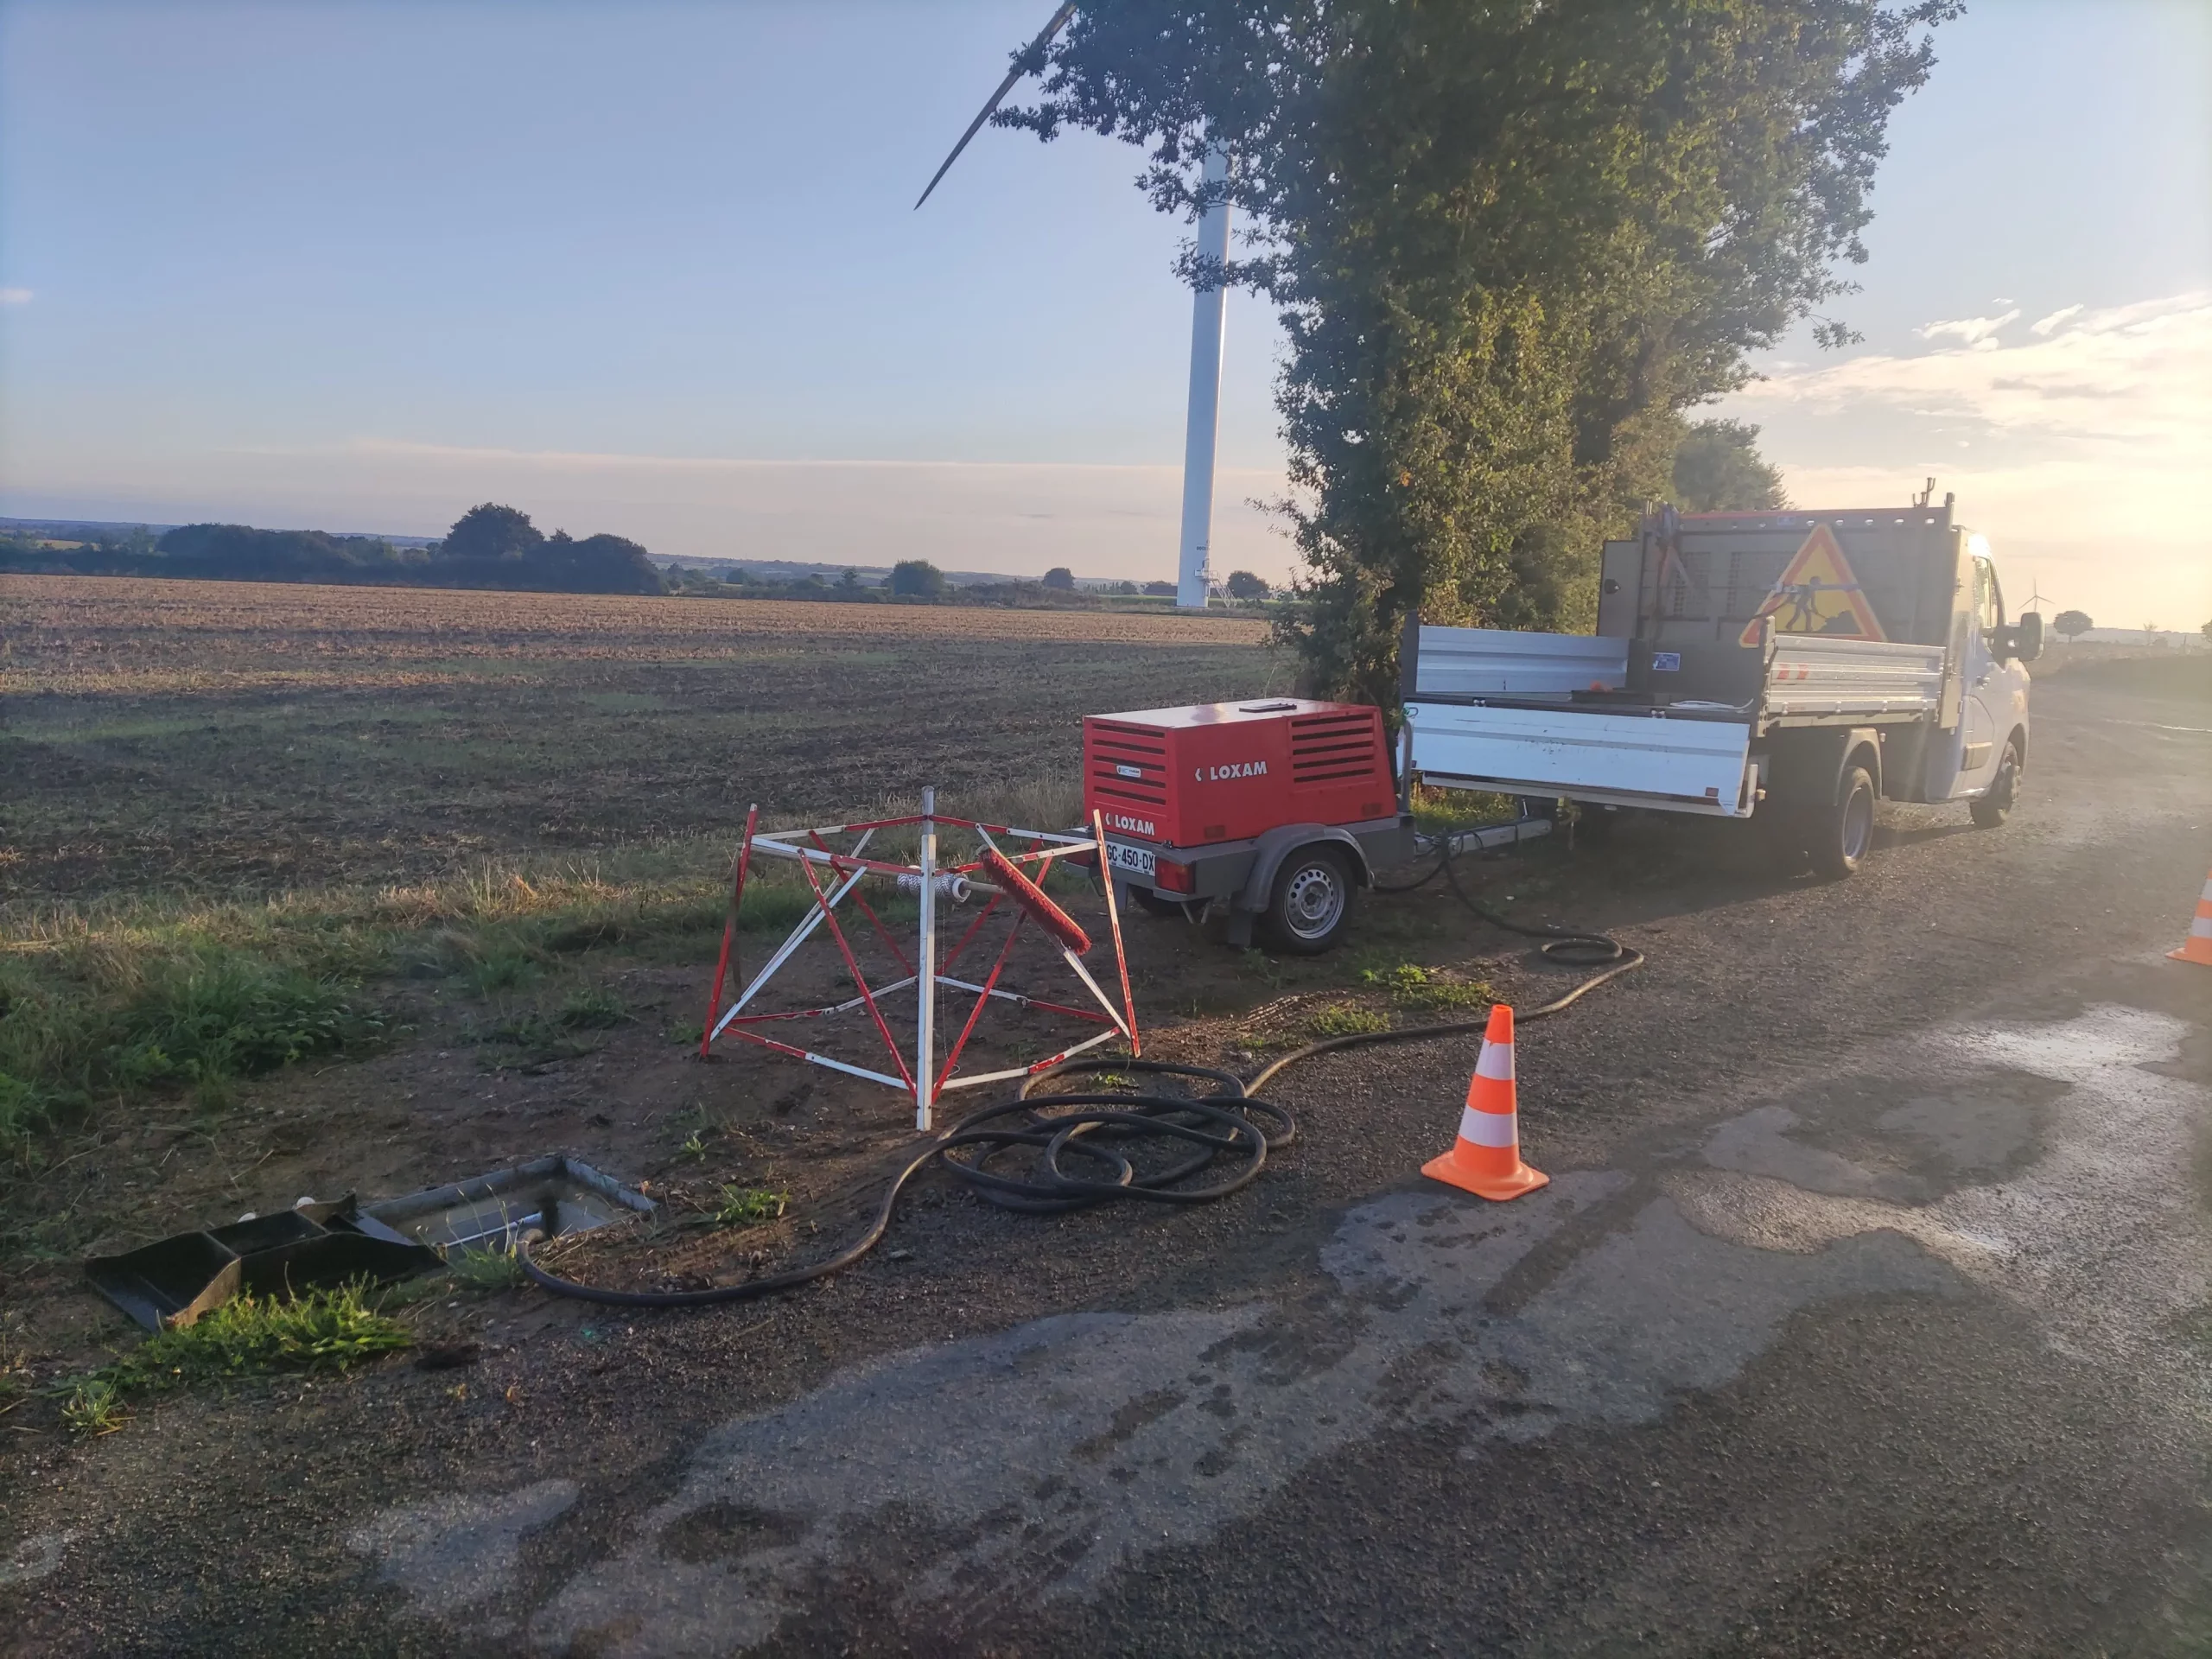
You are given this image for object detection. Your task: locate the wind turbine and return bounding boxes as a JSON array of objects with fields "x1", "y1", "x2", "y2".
[
  {"x1": 2019, "y1": 571, "x2": 2055, "y2": 617},
  {"x1": 917, "y1": 5, "x2": 1232, "y2": 612}
]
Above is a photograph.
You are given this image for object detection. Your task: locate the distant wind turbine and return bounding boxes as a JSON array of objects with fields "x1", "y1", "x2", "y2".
[{"x1": 916, "y1": 5, "x2": 1232, "y2": 611}]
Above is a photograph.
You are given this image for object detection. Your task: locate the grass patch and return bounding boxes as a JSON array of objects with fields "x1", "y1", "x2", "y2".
[
  {"x1": 1307, "y1": 1003, "x2": 1391, "y2": 1039},
  {"x1": 0, "y1": 943, "x2": 377, "y2": 1136},
  {"x1": 57, "y1": 1284, "x2": 410, "y2": 1432},
  {"x1": 447, "y1": 1243, "x2": 527, "y2": 1292},
  {"x1": 1409, "y1": 783, "x2": 1522, "y2": 837},
  {"x1": 1357, "y1": 961, "x2": 1493, "y2": 1014},
  {"x1": 709, "y1": 1185, "x2": 789, "y2": 1229},
  {"x1": 471, "y1": 988, "x2": 626, "y2": 1071},
  {"x1": 61, "y1": 1377, "x2": 125, "y2": 1438}
]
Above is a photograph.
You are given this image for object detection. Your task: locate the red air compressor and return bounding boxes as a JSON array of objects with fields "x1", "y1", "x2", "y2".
[{"x1": 1082, "y1": 698, "x2": 1414, "y2": 952}]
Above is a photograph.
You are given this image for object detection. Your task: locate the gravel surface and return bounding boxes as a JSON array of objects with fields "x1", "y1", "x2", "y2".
[{"x1": 4, "y1": 657, "x2": 2209, "y2": 1656}]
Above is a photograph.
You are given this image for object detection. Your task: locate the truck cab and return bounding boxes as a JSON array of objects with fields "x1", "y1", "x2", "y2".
[{"x1": 1929, "y1": 540, "x2": 2033, "y2": 818}]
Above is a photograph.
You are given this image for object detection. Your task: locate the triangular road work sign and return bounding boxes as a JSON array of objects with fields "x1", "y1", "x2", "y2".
[{"x1": 1738, "y1": 523, "x2": 1887, "y2": 645}]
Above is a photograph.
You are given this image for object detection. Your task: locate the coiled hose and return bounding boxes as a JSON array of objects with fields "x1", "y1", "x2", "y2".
[{"x1": 518, "y1": 836, "x2": 1637, "y2": 1308}]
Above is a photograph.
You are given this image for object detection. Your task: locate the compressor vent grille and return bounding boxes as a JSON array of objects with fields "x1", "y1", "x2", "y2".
[
  {"x1": 1086, "y1": 721, "x2": 1167, "y2": 807},
  {"x1": 1290, "y1": 710, "x2": 1381, "y2": 785}
]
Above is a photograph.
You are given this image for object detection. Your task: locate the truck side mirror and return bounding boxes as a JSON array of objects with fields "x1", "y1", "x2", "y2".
[{"x1": 2012, "y1": 612, "x2": 2045, "y2": 663}]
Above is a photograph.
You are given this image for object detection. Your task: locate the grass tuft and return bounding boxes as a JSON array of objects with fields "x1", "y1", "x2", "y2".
[
  {"x1": 447, "y1": 1243, "x2": 527, "y2": 1291},
  {"x1": 61, "y1": 1377, "x2": 125, "y2": 1438},
  {"x1": 1307, "y1": 1003, "x2": 1391, "y2": 1039},
  {"x1": 710, "y1": 1185, "x2": 790, "y2": 1229},
  {"x1": 103, "y1": 1284, "x2": 410, "y2": 1395},
  {"x1": 1358, "y1": 961, "x2": 1493, "y2": 1014}
]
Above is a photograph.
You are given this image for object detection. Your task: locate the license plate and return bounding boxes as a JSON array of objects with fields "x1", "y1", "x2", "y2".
[{"x1": 1105, "y1": 840, "x2": 1156, "y2": 879}]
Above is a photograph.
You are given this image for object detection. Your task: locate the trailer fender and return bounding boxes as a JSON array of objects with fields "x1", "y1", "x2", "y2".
[{"x1": 1233, "y1": 823, "x2": 1374, "y2": 913}]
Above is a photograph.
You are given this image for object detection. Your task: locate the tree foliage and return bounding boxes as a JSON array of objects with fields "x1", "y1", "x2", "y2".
[
  {"x1": 2, "y1": 506, "x2": 664, "y2": 594},
  {"x1": 1006, "y1": 0, "x2": 1955, "y2": 704},
  {"x1": 1225, "y1": 569, "x2": 1272, "y2": 599},
  {"x1": 2053, "y1": 609, "x2": 2092, "y2": 641},
  {"x1": 1672, "y1": 419, "x2": 1788, "y2": 512},
  {"x1": 442, "y1": 502, "x2": 544, "y2": 563},
  {"x1": 1042, "y1": 564, "x2": 1077, "y2": 590},
  {"x1": 890, "y1": 558, "x2": 947, "y2": 598}
]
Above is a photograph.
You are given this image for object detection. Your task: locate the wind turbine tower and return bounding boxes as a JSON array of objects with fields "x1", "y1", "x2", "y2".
[
  {"x1": 1174, "y1": 146, "x2": 1232, "y2": 611},
  {"x1": 917, "y1": 5, "x2": 1230, "y2": 611}
]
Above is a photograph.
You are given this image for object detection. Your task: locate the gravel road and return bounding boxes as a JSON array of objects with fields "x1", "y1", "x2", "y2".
[{"x1": 6, "y1": 657, "x2": 2209, "y2": 1656}]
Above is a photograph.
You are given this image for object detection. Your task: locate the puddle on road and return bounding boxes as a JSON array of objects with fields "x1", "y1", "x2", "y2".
[
  {"x1": 1669, "y1": 1004, "x2": 2212, "y2": 1378},
  {"x1": 347, "y1": 1002, "x2": 2209, "y2": 1656}
]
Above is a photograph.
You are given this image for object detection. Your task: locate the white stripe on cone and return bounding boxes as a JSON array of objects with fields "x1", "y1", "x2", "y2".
[
  {"x1": 1457, "y1": 1106, "x2": 1517, "y2": 1148},
  {"x1": 1475, "y1": 1039, "x2": 1514, "y2": 1082},
  {"x1": 2192, "y1": 917, "x2": 2212, "y2": 939}
]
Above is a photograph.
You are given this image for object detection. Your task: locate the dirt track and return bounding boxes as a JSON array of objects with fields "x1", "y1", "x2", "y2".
[{"x1": 4, "y1": 654, "x2": 2210, "y2": 1656}]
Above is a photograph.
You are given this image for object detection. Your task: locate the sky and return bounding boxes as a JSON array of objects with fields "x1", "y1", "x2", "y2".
[{"x1": 1, "y1": 1, "x2": 2206, "y2": 627}]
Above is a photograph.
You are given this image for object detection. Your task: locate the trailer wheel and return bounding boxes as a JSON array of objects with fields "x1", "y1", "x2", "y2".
[
  {"x1": 1259, "y1": 845, "x2": 1354, "y2": 955},
  {"x1": 1808, "y1": 765, "x2": 1877, "y2": 880},
  {"x1": 1969, "y1": 738, "x2": 2020, "y2": 829}
]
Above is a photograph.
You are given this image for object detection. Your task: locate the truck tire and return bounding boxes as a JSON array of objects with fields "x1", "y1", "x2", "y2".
[
  {"x1": 1258, "y1": 844, "x2": 1355, "y2": 955},
  {"x1": 1808, "y1": 764, "x2": 1877, "y2": 880},
  {"x1": 1970, "y1": 737, "x2": 2021, "y2": 829}
]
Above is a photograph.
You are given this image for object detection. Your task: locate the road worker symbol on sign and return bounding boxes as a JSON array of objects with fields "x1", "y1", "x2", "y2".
[{"x1": 1738, "y1": 523, "x2": 1888, "y2": 645}]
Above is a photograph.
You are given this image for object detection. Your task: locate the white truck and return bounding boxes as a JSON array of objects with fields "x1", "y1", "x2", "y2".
[{"x1": 1402, "y1": 496, "x2": 2042, "y2": 876}]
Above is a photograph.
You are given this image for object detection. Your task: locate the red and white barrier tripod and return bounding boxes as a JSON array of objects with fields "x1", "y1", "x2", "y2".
[{"x1": 698, "y1": 790, "x2": 1140, "y2": 1130}]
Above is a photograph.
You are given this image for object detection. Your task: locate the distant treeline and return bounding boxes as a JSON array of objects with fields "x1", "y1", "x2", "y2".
[
  {"x1": 661, "y1": 559, "x2": 1191, "y2": 610},
  {"x1": 0, "y1": 503, "x2": 663, "y2": 594}
]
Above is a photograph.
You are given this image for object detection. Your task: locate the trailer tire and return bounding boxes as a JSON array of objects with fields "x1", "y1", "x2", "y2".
[
  {"x1": 1258, "y1": 844, "x2": 1355, "y2": 955},
  {"x1": 1969, "y1": 737, "x2": 2021, "y2": 829},
  {"x1": 1808, "y1": 765, "x2": 1877, "y2": 880}
]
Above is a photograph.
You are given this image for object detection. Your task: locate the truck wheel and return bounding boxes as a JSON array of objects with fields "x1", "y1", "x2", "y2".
[
  {"x1": 1808, "y1": 765, "x2": 1877, "y2": 880},
  {"x1": 1970, "y1": 738, "x2": 2021, "y2": 828},
  {"x1": 1259, "y1": 845, "x2": 1354, "y2": 955}
]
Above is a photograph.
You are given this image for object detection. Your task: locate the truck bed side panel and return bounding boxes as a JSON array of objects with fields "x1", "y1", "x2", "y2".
[
  {"x1": 1408, "y1": 626, "x2": 1630, "y2": 699},
  {"x1": 1405, "y1": 702, "x2": 1754, "y2": 815},
  {"x1": 1764, "y1": 635, "x2": 1946, "y2": 719}
]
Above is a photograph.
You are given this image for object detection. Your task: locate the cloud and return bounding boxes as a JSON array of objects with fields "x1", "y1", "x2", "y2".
[
  {"x1": 2030, "y1": 303, "x2": 2084, "y2": 337},
  {"x1": 1916, "y1": 308, "x2": 2020, "y2": 346},
  {"x1": 0, "y1": 288, "x2": 31, "y2": 305},
  {"x1": 1742, "y1": 291, "x2": 2211, "y2": 454}
]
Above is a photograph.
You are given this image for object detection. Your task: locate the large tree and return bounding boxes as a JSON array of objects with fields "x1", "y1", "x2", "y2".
[
  {"x1": 1007, "y1": 0, "x2": 1955, "y2": 703},
  {"x1": 442, "y1": 502, "x2": 543, "y2": 563},
  {"x1": 1672, "y1": 418, "x2": 1789, "y2": 511}
]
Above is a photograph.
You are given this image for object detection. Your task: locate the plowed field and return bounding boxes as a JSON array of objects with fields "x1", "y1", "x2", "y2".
[{"x1": 0, "y1": 575, "x2": 1279, "y2": 899}]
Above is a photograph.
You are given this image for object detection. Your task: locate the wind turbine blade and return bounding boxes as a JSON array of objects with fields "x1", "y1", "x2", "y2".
[{"x1": 913, "y1": 1, "x2": 1077, "y2": 210}]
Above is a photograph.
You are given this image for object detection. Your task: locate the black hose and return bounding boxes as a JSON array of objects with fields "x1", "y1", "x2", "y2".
[
  {"x1": 518, "y1": 1058, "x2": 1292, "y2": 1307},
  {"x1": 519, "y1": 835, "x2": 1637, "y2": 1308}
]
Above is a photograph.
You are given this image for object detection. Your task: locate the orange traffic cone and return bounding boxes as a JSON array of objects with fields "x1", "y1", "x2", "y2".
[
  {"x1": 1422, "y1": 1004, "x2": 1549, "y2": 1201},
  {"x1": 2171, "y1": 868, "x2": 2212, "y2": 967}
]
